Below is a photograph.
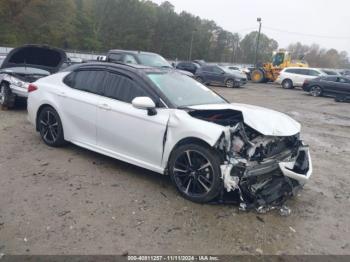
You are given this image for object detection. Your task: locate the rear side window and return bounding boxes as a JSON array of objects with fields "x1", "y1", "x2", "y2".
[
  {"x1": 201, "y1": 66, "x2": 213, "y2": 72},
  {"x1": 108, "y1": 53, "x2": 123, "y2": 62},
  {"x1": 285, "y1": 69, "x2": 297, "y2": 74},
  {"x1": 104, "y1": 73, "x2": 148, "y2": 103},
  {"x1": 64, "y1": 70, "x2": 106, "y2": 95}
]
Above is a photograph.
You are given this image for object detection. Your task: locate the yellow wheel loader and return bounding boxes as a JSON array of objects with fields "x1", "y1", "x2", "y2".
[{"x1": 251, "y1": 50, "x2": 308, "y2": 83}]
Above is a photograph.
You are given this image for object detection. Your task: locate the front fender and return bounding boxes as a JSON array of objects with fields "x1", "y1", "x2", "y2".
[{"x1": 161, "y1": 110, "x2": 225, "y2": 169}]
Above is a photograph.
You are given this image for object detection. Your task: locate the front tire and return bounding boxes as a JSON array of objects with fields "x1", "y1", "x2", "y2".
[
  {"x1": 38, "y1": 107, "x2": 66, "y2": 147},
  {"x1": 309, "y1": 86, "x2": 322, "y2": 97},
  {"x1": 169, "y1": 143, "x2": 223, "y2": 203},
  {"x1": 0, "y1": 82, "x2": 16, "y2": 108},
  {"x1": 282, "y1": 79, "x2": 294, "y2": 89}
]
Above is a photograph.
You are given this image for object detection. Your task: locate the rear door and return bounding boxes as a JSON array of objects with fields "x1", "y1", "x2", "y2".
[
  {"x1": 59, "y1": 68, "x2": 106, "y2": 146},
  {"x1": 96, "y1": 70, "x2": 170, "y2": 171}
]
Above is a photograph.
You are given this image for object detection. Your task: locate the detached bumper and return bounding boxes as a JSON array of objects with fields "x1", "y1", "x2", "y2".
[{"x1": 279, "y1": 146, "x2": 312, "y2": 184}]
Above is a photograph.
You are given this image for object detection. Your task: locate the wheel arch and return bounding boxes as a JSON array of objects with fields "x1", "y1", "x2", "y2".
[
  {"x1": 0, "y1": 80, "x2": 11, "y2": 86},
  {"x1": 164, "y1": 136, "x2": 221, "y2": 175},
  {"x1": 35, "y1": 103, "x2": 62, "y2": 131}
]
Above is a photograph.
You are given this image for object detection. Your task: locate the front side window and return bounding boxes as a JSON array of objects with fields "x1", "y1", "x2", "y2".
[
  {"x1": 308, "y1": 70, "x2": 320, "y2": 76},
  {"x1": 272, "y1": 53, "x2": 285, "y2": 66},
  {"x1": 147, "y1": 71, "x2": 226, "y2": 107},
  {"x1": 123, "y1": 55, "x2": 138, "y2": 64},
  {"x1": 66, "y1": 70, "x2": 106, "y2": 95},
  {"x1": 104, "y1": 73, "x2": 148, "y2": 103},
  {"x1": 212, "y1": 66, "x2": 224, "y2": 74}
]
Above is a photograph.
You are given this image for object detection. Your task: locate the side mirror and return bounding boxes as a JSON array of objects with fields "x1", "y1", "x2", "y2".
[{"x1": 132, "y1": 97, "x2": 157, "y2": 116}]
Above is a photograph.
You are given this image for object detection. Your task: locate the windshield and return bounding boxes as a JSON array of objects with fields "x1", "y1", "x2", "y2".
[
  {"x1": 147, "y1": 72, "x2": 226, "y2": 107},
  {"x1": 138, "y1": 53, "x2": 172, "y2": 68}
]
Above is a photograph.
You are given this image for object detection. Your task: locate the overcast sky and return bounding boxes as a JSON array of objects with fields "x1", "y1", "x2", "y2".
[{"x1": 151, "y1": 0, "x2": 350, "y2": 54}]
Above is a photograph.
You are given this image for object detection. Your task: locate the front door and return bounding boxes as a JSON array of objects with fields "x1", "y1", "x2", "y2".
[{"x1": 96, "y1": 72, "x2": 170, "y2": 171}]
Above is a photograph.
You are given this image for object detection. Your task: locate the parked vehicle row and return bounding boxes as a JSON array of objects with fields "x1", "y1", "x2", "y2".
[
  {"x1": 275, "y1": 66, "x2": 350, "y2": 101},
  {"x1": 302, "y1": 76, "x2": 350, "y2": 101}
]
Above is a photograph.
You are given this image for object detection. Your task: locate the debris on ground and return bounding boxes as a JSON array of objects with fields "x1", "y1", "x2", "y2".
[{"x1": 289, "y1": 226, "x2": 296, "y2": 233}]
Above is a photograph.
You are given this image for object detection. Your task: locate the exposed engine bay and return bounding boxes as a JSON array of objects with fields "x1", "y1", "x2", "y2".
[{"x1": 188, "y1": 109, "x2": 312, "y2": 214}]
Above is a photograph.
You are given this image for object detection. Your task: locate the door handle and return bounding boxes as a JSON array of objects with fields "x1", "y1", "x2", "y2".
[
  {"x1": 98, "y1": 103, "x2": 111, "y2": 111},
  {"x1": 57, "y1": 91, "x2": 66, "y2": 97}
]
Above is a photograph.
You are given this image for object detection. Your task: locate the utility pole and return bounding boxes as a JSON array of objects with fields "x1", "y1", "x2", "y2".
[
  {"x1": 254, "y1": 17, "x2": 262, "y2": 67},
  {"x1": 189, "y1": 29, "x2": 197, "y2": 61}
]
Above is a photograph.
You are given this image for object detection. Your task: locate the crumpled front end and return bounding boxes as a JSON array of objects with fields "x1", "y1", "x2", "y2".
[
  {"x1": 188, "y1": 107, "x2": 312, "y2": 213},
  {"x1": 217, "y1": 123, "x2": 312, "y2": 212}
]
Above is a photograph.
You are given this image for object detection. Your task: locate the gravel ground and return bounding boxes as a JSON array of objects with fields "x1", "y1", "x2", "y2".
[{"x1": 0, "y1": 83, "x2": 349, "y2": 255}]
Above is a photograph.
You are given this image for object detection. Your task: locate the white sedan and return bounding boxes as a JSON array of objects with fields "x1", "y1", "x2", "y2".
[{"x1": 27, "y1": 62, "x2": 312, "y2": 211}]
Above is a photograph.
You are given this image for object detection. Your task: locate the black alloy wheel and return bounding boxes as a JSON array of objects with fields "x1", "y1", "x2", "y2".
[
  {"x1": 38, "y1": 107, "x2": 66, "y2": 147},
  {"x1": 169, "y1": 144, "x2": 222, "y2": 203}
]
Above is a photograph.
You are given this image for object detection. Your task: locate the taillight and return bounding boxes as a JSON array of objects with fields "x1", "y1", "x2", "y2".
[{"x1": 28, "y1": 84, "x2": 38, "y2": 93}]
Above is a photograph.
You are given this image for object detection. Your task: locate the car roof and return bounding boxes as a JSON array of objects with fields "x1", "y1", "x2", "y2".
[
  {"x1": 108, "y1": 49, "x2": 159, "y2": 56},
  {"x1": 62, "y1": 61, "x2": 174, "y2": 75},
  {"x1": 284, "y1": 67, "x2": 319, "y2": 70}
]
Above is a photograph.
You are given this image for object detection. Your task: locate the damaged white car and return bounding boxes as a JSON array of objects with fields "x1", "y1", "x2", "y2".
[
  {"x1": 0, "y1": 45, "x2": 67, "y2": 108},
  {"x1": 27, "y1": 62, "x2": 312, "y2": 211}
]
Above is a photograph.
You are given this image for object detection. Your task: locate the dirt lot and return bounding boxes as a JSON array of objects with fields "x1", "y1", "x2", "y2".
[{"x1": 0, "y1": 83, "x2": 349, "y2": 255}]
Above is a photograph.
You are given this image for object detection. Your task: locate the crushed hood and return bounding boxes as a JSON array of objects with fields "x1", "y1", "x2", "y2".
[
  {"x1": 1, "y1": 45, "x2": 67, "y2": 74},
  {"x1": 188, "y1": 103, "x2": 301, "y2": 136}
]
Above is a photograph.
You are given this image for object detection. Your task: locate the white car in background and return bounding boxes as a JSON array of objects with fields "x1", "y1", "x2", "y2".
[
  {"x1": 276, "y1": 67, "x2": 327, "y2": 89},
  {"x1": 27, "y1": 62, "x2": 312, "y2": 212}
]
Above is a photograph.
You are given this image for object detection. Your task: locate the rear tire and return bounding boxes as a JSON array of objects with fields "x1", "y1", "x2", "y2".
[
  {"x1": 38, "y1": 106, "x2": 66, "y2": 147},
  {"x1": 282, "y1": 79, "x2": 294, "y2": 89},
  {"x1": 169, "y1": 143, "x2": 223, "y2": 203},
  {"x1": 309, "y1": 86, "x2": 322, "y2": 97},
  {"x1": 0, "y1": 82, "x2": 16, "y2": 108}
]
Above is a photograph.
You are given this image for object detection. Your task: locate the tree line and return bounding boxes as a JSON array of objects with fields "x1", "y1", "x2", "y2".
[{"x1": 0, "y1": 0, "x2": 349, "y2": 68}]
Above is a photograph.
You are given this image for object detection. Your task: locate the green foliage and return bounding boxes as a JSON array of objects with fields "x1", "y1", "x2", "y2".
[{"x1": 0, "y1": 0, "x2": 348, "y2": 67}]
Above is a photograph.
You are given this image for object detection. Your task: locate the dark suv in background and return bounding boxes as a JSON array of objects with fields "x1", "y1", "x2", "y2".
[
  {"x1": 195, "y1": 65, "x2": 247, "y2": 88},
  {"x1": 176, "y1": 61, "x2": 200, "y2": 74},
  {"x1": 107, "y1": 49, "x2": 193, "y2": 77}
]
